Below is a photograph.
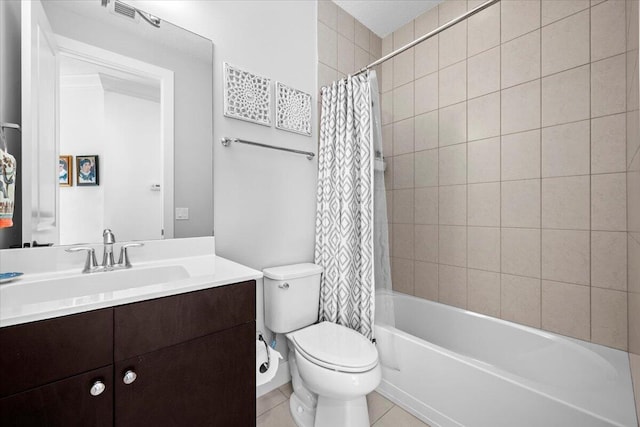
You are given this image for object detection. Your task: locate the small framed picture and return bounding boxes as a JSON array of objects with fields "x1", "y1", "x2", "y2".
[
  {"x1": 76, "y1": 155, "x2": 99, "y2": 186},
  {"x1": 59, "y1": 155, "x2": 72, "y2": 187}
]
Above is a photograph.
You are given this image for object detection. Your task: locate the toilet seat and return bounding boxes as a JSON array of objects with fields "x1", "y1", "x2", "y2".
[{"x1": 289, "y1": 321, "x2": 378, "y2": 373}]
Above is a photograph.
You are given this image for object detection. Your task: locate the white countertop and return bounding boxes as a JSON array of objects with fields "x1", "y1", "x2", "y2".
[{"x1": 0, "y1": 254, "x2": 262, "y2": 328}]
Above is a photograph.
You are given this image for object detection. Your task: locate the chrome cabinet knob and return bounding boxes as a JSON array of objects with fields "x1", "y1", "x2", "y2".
[
  {"x1": 90, "y1": 380, "x2": 105, "y2": 396},
  {"x1": 123, "y1": 370, "x2": 137, "y2": 385}
]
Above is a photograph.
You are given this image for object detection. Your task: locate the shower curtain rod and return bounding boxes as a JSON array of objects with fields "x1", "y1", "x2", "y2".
[{"x1": 353, "y1": 0, "x2": 501, "y2": 77}]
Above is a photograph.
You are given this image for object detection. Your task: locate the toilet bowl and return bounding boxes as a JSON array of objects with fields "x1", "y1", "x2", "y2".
[{"x1": 263, "y1": 264, "x2": 381, "y2": 427}]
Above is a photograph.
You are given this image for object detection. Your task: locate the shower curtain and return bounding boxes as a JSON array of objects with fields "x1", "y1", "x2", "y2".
[{"x1": 315, "y1": 71, "x2": 381, "y2": 340}]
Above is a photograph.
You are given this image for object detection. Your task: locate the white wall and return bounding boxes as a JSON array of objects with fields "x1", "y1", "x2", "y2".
[
  {"x1": 59, "y1": 80, "x2": 106, "y2": 244},
  {"x1": 0, "y1": 1, "x2": 22, "y2": 248},
  {"x1": 130, "y1": 1, "x2": 319, "y2": 341}
]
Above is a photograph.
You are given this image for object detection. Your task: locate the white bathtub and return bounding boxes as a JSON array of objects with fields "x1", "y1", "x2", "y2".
[{"x1": 374, "y1": 290, "x2": 638, "y2": 427}]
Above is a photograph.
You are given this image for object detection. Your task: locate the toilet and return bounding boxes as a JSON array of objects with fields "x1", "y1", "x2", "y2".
[{"x1": 263, "y1": 263, "x2": 381, "y2": 427}]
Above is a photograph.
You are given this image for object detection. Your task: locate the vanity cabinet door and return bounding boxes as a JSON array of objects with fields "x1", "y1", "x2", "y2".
[
  {"x1": 114, "y1": 322, "x2": 255, "y2": 427},
  {"x1": 0, "y1": 365, "x2": 113, "y2": 427}
]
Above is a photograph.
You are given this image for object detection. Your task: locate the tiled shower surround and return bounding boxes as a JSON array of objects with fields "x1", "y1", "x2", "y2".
[{"x1": 377, "y1": 0, "x2": 637, "y2": 353}]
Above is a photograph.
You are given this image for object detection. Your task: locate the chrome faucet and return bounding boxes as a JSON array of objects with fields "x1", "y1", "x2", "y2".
[
  {"x1": 102, "y1": 229, "x2": 116, "y2": 270},
  {"x1": 66, "y1": 229, "x2": 144, "y2": 273}
]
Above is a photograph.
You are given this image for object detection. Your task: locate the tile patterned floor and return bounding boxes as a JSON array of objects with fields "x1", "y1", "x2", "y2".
[{"x1": 256, "y1": 383, "x2": 431, "y2": 427}]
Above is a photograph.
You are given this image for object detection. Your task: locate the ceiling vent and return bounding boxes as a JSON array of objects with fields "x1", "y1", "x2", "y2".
[{"x1": 108, "y1": 0, "x2": 139, "y2": 23}]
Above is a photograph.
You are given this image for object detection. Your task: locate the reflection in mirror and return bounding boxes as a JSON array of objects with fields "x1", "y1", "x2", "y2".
[{"x1": 13, "y1": 0, "x2": 213, "y2": 248}]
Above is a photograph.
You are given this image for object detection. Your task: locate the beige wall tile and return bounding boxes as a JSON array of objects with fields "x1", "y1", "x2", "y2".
[
  {"x1": 382, "y1": 34, "x2": 393, "y2": 56},
  {"x1": 502, "y1": 30, "x2": 541, "y2": 88},
  {"x1": 541, "y1": 280, "x2": 590, "y2": 340},
  {"x1": 415, "y1": 225, "x2": 439, "y2": 263},
  {"x1": 439, "y1": 225, "x2": 467, "y2": 267},
  {"x1": 501, "y1": 0, "x2": 541, "y2": 43},
  {"x1": 541, "y1": 0, "x2": 589, "y2": 26},
  {"x1": 336, "y1": 6, "x2": 355, "y2": 41},
  {"x1": 542, "y1": 175, "x2": 590, "y2": 229},
  {"x1": 382, "y1": 124, "x2": 393, "y2": 158},
  {"x1": 502, "y1": 80, "x2": 541, "y2": 134},
  {"x1": 468, "y1": 46, "x2": 500, "y2": 98},
  {"x1": 414, "y1": 111, "x2": 439, "y2": 151},
  {"x1": 629, "y1": 291, "x2": 640, "y2": 354},
  {"x1": 501, "y1": 274, "x2": 541, "y2": 328},
  {"x1": 415, "y1": 7, "x2": 439, "y2": 38},
  {"x1": 501, "y1": 130, "x2": 541, "y2": 181},
  {"x1": 394, "y1": 153, "x2": 415, "y2": 189},
  {"x1": 592, "y1": 231, "x2": 627, "y2": 291},
  {"x1": 468, "y1": 227, "x2": 500, "y2": 272},
  {"x1": 393, "y1": 118, "x2": 415, "y2": 156},
  {"x1": 337, "y1": 35, "x2": 355, "y2": 75},
  {"x1": 628, "y1": 234, "x2": 640, "y2": 295},
  {"x1": 542, "y1": 229, "x2": 590, "y2": 285},
  {"x1": 381, "y1": 60, "x2": 393, "y2": 93},
  {"x1": 415, "y1": 148, "x2": 438, "y2": 187},
  {"x1": 468, "y1": 182, "x2": 501, "y2": 227},
  {"x1": 318, "y1": 1, "x2": 338, "y2": 29},
  {"x1": 370, "y1": 32, "x2": 382, "y2": 58},
  {"x1": 627, "y1": 0, "x2": 639, "y2": 52},
  {"x1": 318, "y1": 22, "x2": 337, "y2": 69},
  {"x1": 414, "y1": 73, "x2": 439, "y2": 115},
  {"x1": 468, "y1": 93, "x2": 500, "y2": 142},
  {"x1": 502, "y1": 228, "x2": 541, "y2": 278},
  {"x1": 386, "y1": 190, "x2": 393, "y2": 222},
  {"x1": 393, "y1": 223, "x2": 415, "y2": 259},
  {"x1": 591, "y1": 0, "x2": 626, "y2": 62},
  {"x1": 415, "y1": 187, "x2": 439, "y2": 225},
  {"x1": 468, "y1": 3, "x2": 500, "y2": 57},
  {"x1": 439, "y1": 61, "x2": 467, "y2": 107},
  {"x1": 388, "y1": 224, "x2": 394, "y2": 257},
  {"x1": 439, "y1": 184, "x2": 467, "y2": 226},
  {"x1": 394, "y1": 20, "x2": 414, "y2": 49},
  {"x1": 502, "y1": 179, "x2": 541, "y2": 228},
  {"x1": 415, "y1": 37, "x2": 439, "y2": 79},
  {"x1": 628, "y1": 166, "x2": 640, "y2": 233},
  {"x1": 392, "y1": 257, "x2": 415, "y2": 295},
  {"x1": 439, "y1": 264, "x2": 468, "y2": 309},
  {"x1": 592, "y1": 54, "x2": 626, "y2": 118},
  {"x1": 385, "y1": 158, "x2": 394, "y2": 189},
  {"x1": 393, "y1": 49, "x2": 414, "y2": 88},
  {"x1": 592, "y1": 172, "x2": 627, "y2": 231},
  {"x1": 354, "y1": 20, "x2": 369, "y2": 51},
  {"x1": 592, "y1": 287, "x2": 628, "y2": 350},
  {"x1": 468, "y1": 269, "x2": 501, "y2": 317},
  {"x1": 393, "y1": 83, "x2": 415, "y2": 122},
  {"x1": 393, "y1": 189, "x2": 414, "y2": 224},
  {"x1": 468, "y1": 137, "x2": 500, "y2": 183},
  {"x1": 439, "y1": 0, "x2": 468, "y2": 25},
  {"x1": 626, "y1": 51, "x2": 639, "y2": 111},
  {"x1": 592, "y1": 113, "x2": 627, "y2": 174},
  {"x1": 541, "y1": 10, "x2": 590, "y2": 76},
  {"x1": 439, "y1": 143, "x2": 467, "y2": 185},
  {"x1": 439, "y1": 23, "x2": 467, "y2": 69},
  {"x1": 542, "y1": 120, "x2": 590, "y2": 178},
  {"x1": 414, "y1": 261, "x2": 439, "y2": 300},
  {"x1": 318, "y1": 63, "x2": 338, "y2": 89},
  {"x1": 542, "y1": 65, "x2": 590, "y2": 127},
  {"x1": 439, "y1": 102, "x2": 467, "y2": 146},
  {"x1": 355, "y1": 46, "x2": 369, "y2": 71},
  {"x1": 627, "y1": 111, "x2": 640, "y2": 170}
]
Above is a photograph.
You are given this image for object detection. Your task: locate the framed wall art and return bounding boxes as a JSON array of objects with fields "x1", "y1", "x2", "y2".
[
  {"x1": 59, "y1": 155, "x2": 72, "y2": 187},
  {"x1": 223, "y1": 62, "x2": 272, "y2": 126},
  {"x1": 275, "y1": 82, "x2": 312, "y2": 136},
  {"x1": 76, "y1": 155, "x2": 99, "y2": 186}
]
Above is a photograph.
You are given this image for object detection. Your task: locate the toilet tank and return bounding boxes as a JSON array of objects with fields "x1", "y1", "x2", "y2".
[{"x1": 263, "y1": 263, "x2": 323, "y2": 334}]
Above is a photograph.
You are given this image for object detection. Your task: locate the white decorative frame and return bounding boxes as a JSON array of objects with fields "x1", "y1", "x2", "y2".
[
  {"x1": 275, "y1": 82, "x2": 312, "y2": 136},
  {"x1": 223, "y1": 62, "x2": 271, "y2": 126}
]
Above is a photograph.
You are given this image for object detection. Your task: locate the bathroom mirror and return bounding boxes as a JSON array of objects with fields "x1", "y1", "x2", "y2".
[{"x1": 16, "y1": 0, "x2": 213, "y2": 248}]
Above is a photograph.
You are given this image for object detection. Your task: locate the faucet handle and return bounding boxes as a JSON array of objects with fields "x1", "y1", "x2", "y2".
[
  {"x1": 103, "y1": 229, "x2": 116, "y2": 244},
  {"x1": 66, "y1": 246, "x2": 98, "y2": 273},
  {"x1": 118, "y1": 243, "x2": 144, "y2": 268}
]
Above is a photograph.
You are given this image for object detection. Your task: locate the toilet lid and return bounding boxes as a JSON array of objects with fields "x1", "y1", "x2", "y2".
[{"x1": 289, "y1": 322, "x2": 378, "y2": 372}]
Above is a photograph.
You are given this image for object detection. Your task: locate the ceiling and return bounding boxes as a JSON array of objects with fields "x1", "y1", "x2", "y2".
[{"x1": 332, "y1": 0, "x2": 443, "y2": 38}]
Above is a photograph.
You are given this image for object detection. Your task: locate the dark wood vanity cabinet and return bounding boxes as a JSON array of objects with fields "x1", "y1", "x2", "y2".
[{"x1": 0, "y1": 280, "x2": 256, "y2": 427}]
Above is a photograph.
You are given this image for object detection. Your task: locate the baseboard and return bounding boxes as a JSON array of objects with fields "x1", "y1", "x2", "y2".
[{"x1": 256, "y1": 360, "x2": 291, "y2": 398}]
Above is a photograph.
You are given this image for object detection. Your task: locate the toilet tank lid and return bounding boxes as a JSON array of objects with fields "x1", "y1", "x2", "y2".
[{"x1": 263, "y1": 263, "x2": 323, "y2": 280}]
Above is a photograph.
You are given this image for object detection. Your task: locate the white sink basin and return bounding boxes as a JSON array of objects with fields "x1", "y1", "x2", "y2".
[{"x1": 1, "y1": 265, "x2": 190, "y2": 307}]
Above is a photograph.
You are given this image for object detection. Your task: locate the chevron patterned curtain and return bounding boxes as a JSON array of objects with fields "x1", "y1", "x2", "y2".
[{"x1": 315, "y1": 73, "x2": 375, "y2": 340}]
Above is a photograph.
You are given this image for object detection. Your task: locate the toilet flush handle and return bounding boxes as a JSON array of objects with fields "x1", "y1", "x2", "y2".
[{"x1": 278, "y1": 283, "x2": 290, "y2": 289}]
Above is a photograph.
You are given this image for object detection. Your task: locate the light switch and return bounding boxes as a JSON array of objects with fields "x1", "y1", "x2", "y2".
[{"x1": 175, "y1": 207, "x2": 189, "y2": 220}]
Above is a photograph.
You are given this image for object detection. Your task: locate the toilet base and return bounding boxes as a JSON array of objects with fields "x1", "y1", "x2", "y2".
[
  {"x1": 289, "y1": 392, "x2": 316, "y2": 427},
  {"x1": 314, "y1": 396, "x2": 369, "y2": 427}
]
